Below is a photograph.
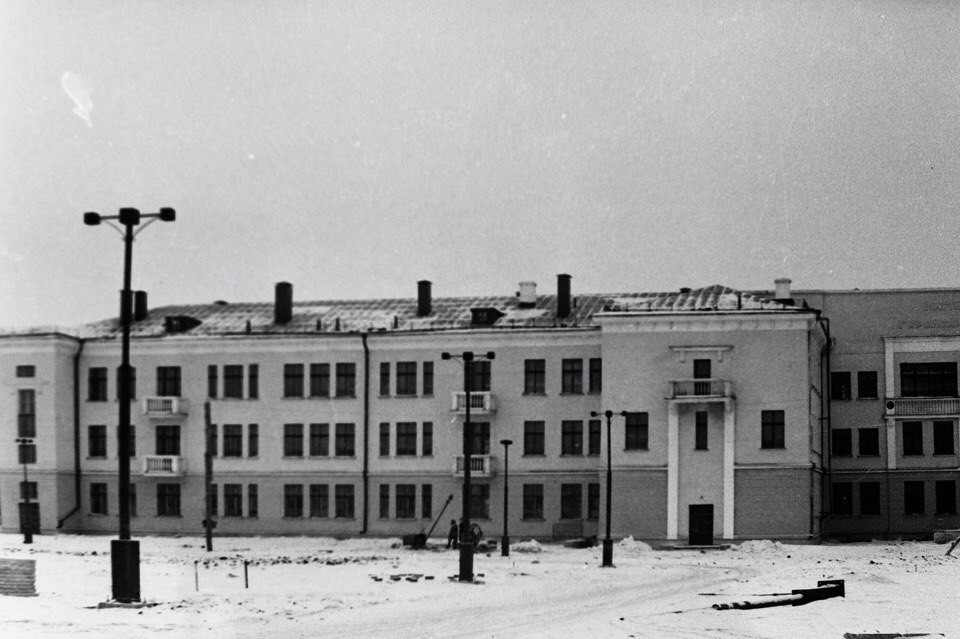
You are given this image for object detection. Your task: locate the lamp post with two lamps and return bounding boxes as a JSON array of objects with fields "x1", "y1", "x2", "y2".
[
  {"x1": 83, "y1": 206, "x2": 176, "y2": 603},
  {"x1": 441, "y1": 350, "x2": 495, "y2": 582},
  {"x1": 590, "y1": 409, "x2": 626, "y2": 567}
]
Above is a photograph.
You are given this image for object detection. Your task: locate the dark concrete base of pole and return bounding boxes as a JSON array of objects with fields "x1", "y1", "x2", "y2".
[
  {"x1": 110, "y1": 539, "x2": 141, "y2": 603},
  {"x1": 458, "y1": 542, "x2": 475, "y2": 581},
  {"x1": 601, "y1": 538, "x2": 615, "y2": 567},
  {"x1": 23, "y1": 533, "x2": 33, "y2": 544},
  {"x1": 501, "y1": 535, "x2": 510, "y2": 557}
]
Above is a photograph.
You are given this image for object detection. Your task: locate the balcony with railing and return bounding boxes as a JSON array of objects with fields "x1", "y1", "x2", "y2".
[
  {"x1": 453, "y1": 454, "x2": 495, "y2": 477},
  {"x1": 885, "y1": 397, "x2": 960, "y2": 417},
  {"x1": 669, "y1": 379, "x2": 734, "y2": 401},
  {"x1": 450, "y1": 391, "x2": 496, "y2": 414},
  {"x1": 141, "y1": 396, "x2": 188, "y2": 418},
  {"x1": 141, "y1": 455, "x2": 185, "y2": 476}
]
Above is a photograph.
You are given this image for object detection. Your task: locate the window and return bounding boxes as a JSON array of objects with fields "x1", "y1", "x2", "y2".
[
  {"x1": 248, "y1": 364, "x2": 259, "y2": 399},
  {"x1": 224, "y1": 484, "x2": 243, "y2": 517},
  {"x1": 157, "y1": 483, "x2": 181, "y2": 516},
  {"x1": 832, "y1": 429, "x2": 852, "y2": 457},
  {"x1": 88, "y1": 425, "x2": 107, "y2": 458},
  {"x1": 933, "y1": 421, "x2": 954, "y2": 455},
  {"x1": 588, "y1": 419, "x2": 601, "y2": 456},
  {"x1": 336, "y1": 363, "x2": 356, "y2": 397},
  {"x1": 16, "y1": 365, "x2": 35, "y2": 378},
  {"x1": 283, "y1": 424, "x2": 304, "y2": 457},
  {"x1": 379, "y1": 362, "x2": 390, "y2": 396},
  {"x1": 860, "y1": 482, "x2": 881, "y2": 515},
  {"x1": 901, "y1": 362, "x2": 957, "y2": 397},
  {"x1": 587, "y1": 483, "x2": 600, "y2": 520},
  {"x1": 857, "y1": 371, "x2": 878, "y2": 399},
  {"x1": 116, "y1": 366, "x2": 136, "y2": 400},
  {"x1": 470, "y1": 484, "x2": 490, "y2": 519},
  {"x1": 17, "y1": 389, "x2": 36, "y2": 438},
  {"x1": 155, "y1": 425, "x2": 181, "y2": 456},
  {"x1": 832, "y1": 482, "x2": 853, "y2": 515},
  {"x1": 523, "y1": 484, "x2": 544, "y2": 520},
  {"x1": 18, "y1": 442, "x2": 36, "y2": 464},
  {"x1": 379, "y1": 423, "x2": 390, "y2": 456},
  {"x1": 935, "y1": 480, "x2": 957, "y2": 515},
  {"x1": 470, "y1": 360, "x2": 491, "y2": 392},
  {"x1": 693, "y1": 358, "x2": 712, "y2": 380},
  {"x1": 524, "y1": 421, "x2": 545, "y2": 456},
  {"x1": 284, "y1": 484, "x2": 303, "y2": 517},
  {"x1": 396, "y1": 362, "x2": 417, "y2": 396},
  {"x1": 761, "y1": 410, "x2": 785, "y2": 449},
  {"x1": 470, "y1": 422, "x2": 491, "y2": 455},
  {"x1": 422, "y1": 362, "x2": 434, "y2": 396},
  {"x1": 379, "y1": 484, "x2": 390, "y2": 519},
  {"x1": 396, "y1": 484, "x2": 416, "y2": 519},
  {"x1": 207, "y1": 365, "x2": 218, "y2": 399},
  {"x1": 561, "y1": 421, "x2": 583, "y2": 456},
  {"x1": 422, "y1": 484, "x2": 432, "y2": 519},
  {"x1": 223, "y1": 424, "x2": 243, "y2": 457},
  {"x1": 902, "y1": 421, "x2": 923, "y2": 456},
  {"x1": 335, "y1": 423, "x2": 355, "y2": 456},
  {"x1": 310, "y1": 484, "x2": 329, "y2": 518},
  {"x1": 310, "y1": 423, "x2": 329, "y2": 456},
  {"x1": 20, "y1": 481, "x2": 38, "y2": 501},
  {"x1": 156, "y1": 366, "x2": 181, "y2": 397},
  {"x1": 224, "y1": 365, "x2": 243, "y2": 399},
  {"x1": 396, "y1": 423, "x2": 417, "y2": 456},
  {"x1": 695, "y1": 411, "x2": 709, "y2": 450},
  {"x1": 624, "y1": 412, "x2": 649, "y2": 451},
  {"x1": 422, "y1": 422, "x2": 433, "y2": 456},
  {"x1": 588, "y1": 358, "x2": 602, "y2": 394},
  {"x1": 310, "y1": 363, "x2": 330, "y2": 398},
  {"x1": 830, "y1": 372, "x2": 851, "y2": 400},
  {"x1": 561, "y1": 359, "x2": 583, "y2": 394},
  {"x1": 524, "y1": 359, "x2": 546, "y2": 394},
  {"x1": 858, "y1": 428, "x2": 880, "y2": 456},
  {"x1": 248, "y1": 424, "x2": 259, "y2": 457},
  {"x1": 904, "y1": 481, "x2": 925, "y2": 515},
  {"x1": 560, "y1": 484, "x2": 582, "y2": 519},
  {"x1": 88, "y1": 367, "x2": 108, "y2": 401},
  {"x1": 248, "y1": 484, "x2": 258, "y2": 517},
  {"x1": 284, "y1": 364, "x2": 304, "y2": 398},
  {"x1": 207, "y1": 483, "x2": 219, "y2": 517},
  {"x1": 90, "y1": 483, "x2": 108, "y2": 515},
  {"x1": 335, "y1": 484, "x2": 355, "y2": 518}
]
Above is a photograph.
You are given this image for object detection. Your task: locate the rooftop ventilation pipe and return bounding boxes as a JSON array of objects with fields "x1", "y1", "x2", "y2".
[
  {"x1": 774, "y1": 278, "x2": 794, "y2": 304},
  {"x1": 417, "y1": 280, "x2": 432, "y2": 316},
  {"x1": 275, "y1": 281, "x2": 293, "y2": 324},
  {"x1": 557, "y1": 274, "x2": 572, "y2": 319},
  {"x1": 518, "y1": 281, "x2": 537, "y2": 308},
  {"x1": 134, "y1": 291, "x2": 148, "y2": 321}
]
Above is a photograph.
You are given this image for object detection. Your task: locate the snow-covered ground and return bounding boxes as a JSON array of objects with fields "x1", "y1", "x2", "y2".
[{"x1": 0, "y1": 533, "x2": 957, "y2": 638}]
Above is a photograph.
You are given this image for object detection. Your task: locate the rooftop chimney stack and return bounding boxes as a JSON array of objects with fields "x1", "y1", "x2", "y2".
[
  {"x1": 557, "y1": 274, "x2": 572, "y2": 319},
  {"x1": 275, "y1": 281, "x2": 293, "y2": 324},
  {"x1": 774, "y1": 277, "x2": 793, "y2": 304},
  {"x1": 518, "y1": 281, "x2": 537, "y2": 308},
  {"x1": 134, "y1": 290, "x2": 148, "y2": 322},
  {"x1": 417, "y1": 280, "x2": 432, "y2": 317}
]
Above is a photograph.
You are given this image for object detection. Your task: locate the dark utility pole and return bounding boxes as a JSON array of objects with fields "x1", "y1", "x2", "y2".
[{"x1": 499, "y1": 439, "x2": 512, "y2": 557}]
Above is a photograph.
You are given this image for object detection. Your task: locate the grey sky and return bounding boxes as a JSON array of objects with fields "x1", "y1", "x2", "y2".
[{"x1": 2, "y1": 1, "x2": 958, "y2": 328}]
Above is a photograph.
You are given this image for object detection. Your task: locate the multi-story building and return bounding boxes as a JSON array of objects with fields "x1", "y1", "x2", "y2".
[{"x1": 1, "y1": 275, "x2": 839, "y2": 543}]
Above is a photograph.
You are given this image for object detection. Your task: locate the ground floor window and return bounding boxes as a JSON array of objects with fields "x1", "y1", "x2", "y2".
[
  {"x1": 379, "y1": 484, "x2": 390, "y2": 519},
  {"x1": 935, "y1": 480, "x2": 957, "y2": 515},
  {"x1": 587, "y1": 483, "x2": 600, "y2": 520},
  {"x1": 335, "y1": 484, "x2": 355, "y2": 518},
  {"x1": 832, "y1": 482, "x2": 853, "y2": 515},
  {"x1": 310, "y1": 484, "x2": 329, "y2": 518},
  {"x1": 248, "y1": 484, "x2": 258, "y2": 518},
  {"x1": 470, "y1": 484, "x2": 490, "y2": 519},
  {"x1": 859, "y1": 482, "x2": 881, "y2": 516},
  {"x1": 904, "y1": 481, "x2": 925, "y2": 515},
  {"x1": 284, "y1": 484, "x2": 303, "y2": 518},
  {"x1": 523, "y1": 484, "x2": 543, "y2": 520},
  {"x1": 224, "y1": 484, "x2": 243, "y2": 517},
  {"x1": 396, "y1": 484, "x2": 416, "y2": 519},
  {"x1": 421, "y1": 484, "x2": 432, "y2": 519},
  {"x1": 157, "y1": 483, "x2": 181, "y2": 516},
  {"x1": 90, "y1": 483, "x2": 108, "y2": 515},
  {"x1": 560, "y1": 483, "x2": 582, "y2": 519}
]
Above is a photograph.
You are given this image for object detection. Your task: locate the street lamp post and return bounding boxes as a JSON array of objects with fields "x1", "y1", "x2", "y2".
[
  {"x1": 15, "y1": 437, "x2": 34, "y2": 544},
  {"x1": 499, "y1": 439, "x2": 512, "y2": 557},
  {"x1": 84, "y1": 206, "x2": 175, "y2": 603},
  {"x1": 590, "y1": 409, "x2": 626, "y2": 567},
  {"x1": 441, "y1": 350, "x2": 495, "y2": 582}
]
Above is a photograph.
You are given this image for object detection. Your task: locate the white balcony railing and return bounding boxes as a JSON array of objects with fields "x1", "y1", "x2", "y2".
[
  {"x1": 669, "y1": 379, "x2": 734, "y2": 400},
  {"x1": 141, "y1": 455, "x2": 185, "y2": 476},
  {"x1": 142, "y1": 396, "x2": 188, "y2": 418},
  {"x1": 886, "y1": 397, "x2": 960, "y2": 417},
  {"x1": 451, "y1": 391, "x2": 496, "y2": 414},
  {"x1": 453, "y1": 454, "x2": 494, "y2": 477}
]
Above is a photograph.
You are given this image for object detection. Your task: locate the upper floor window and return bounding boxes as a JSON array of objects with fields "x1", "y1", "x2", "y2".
[
  {"x1": 933, "y1": 421, "x2": 954, "y2": 455},
  {"x1": 902, "y1": 421, "x2": 923, "y2": 456},
  {"x1": 156, "y1": 366, "x2": 181, "y2": 397},
  {"x1": 16, "y1": 365, "x2": 35, "y2": 378},
  {"x1": 155, "y1": 425, "x2": 181, "y2": 456},
  {"x1": 470, "y1": 360, "x2": 491, "y2": 392},
  {"x1": 858, "y1": 428, "x2": 880, "y2": 456},
  {"x1": 379, "y1": 363, "x2": 390, "y2": 396},
  {"x1": 223, "y1": 365, "x2": 243, "y2": 399},
  {"x1": 283, "y1": 424, "x2": 304, "y2": 457},
  {"x1": 248, "y1": 364, "x2": 259, "y2": 399},
  {"x1": 588, "y1": 419, "x2": 601, "y2": 456},
  {"x1": 524, "y1": 421, "x2": 545, "y2": 456},
  {"x1": 336, "y1": 363, "x2": 356, "y2": 397},
  {"x1": 422, "y1": 362, "x2": 434, "y2": 396},
  {"x1": 284, "y1": 364, "x2": 304, "y2": 398},
  {"x1": 88, "y1": 425, "x2": 107, "y2": 458},
  {"x1": 207, "y1": 365, "x2": 218, "y2": 399},
  {"x1": 335, "y1": 423, "x2": 356, "y2": 456},
  {"x1": 695, "y1": 411, "x2": 709, "y2": 450},
  {"x1": 588, "y1": 358, "x2": 602, "y2": 394},
  {"x1": 561, "y1": 359, "x2": 583, "y2": 394},
  {"x1": 561, "y1": 420, "x2": 583, "y2": 456},
  {"x1": 310, "y1": 423, "x2": 329, "y2": 456},
  {"x1": 857, "y1": 371, "x2": 878, "y2": 399},
  {"x1": 18, "y1": 442, "x2": 37, "y2": 464},
  {"x1": 310, "y1": 363, "x2": 330, "y2": 398},
  {"x1": 832, "y1": 428, "x2": 852, "y2": 457},
  {"x1": 396, "y1": 362, "x2": 417, "y2": 396},
  {"x1": 223, "y1": 424, "x2": 243, "y2": 457},
  {"x1": 396, "y1": 422, "x2": 417, "y2": 455},
  {"x1": 88, "y1": 367, "x2": 108, "y2": 401},
  {"x1": 524, "y1": 359, "x2": 545, "y2": 395},
  {"x1": 900, "y1": 362, "x2": 958, "y2": 398},
  {"x1": 17, "y1": 389, "x2": 36, "y2": 438},
  {"x1": 624, "y1": 412, "x2": 648, "y2": 451},
  {"x1": 761, "y1": 410, "x2": 785, "y2": 449},
  {"x1": 830, "y1": 372, "x2": 851, "y2": 401}
]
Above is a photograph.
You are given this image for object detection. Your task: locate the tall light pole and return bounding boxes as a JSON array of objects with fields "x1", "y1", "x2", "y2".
[
  {"x1": 441, "y1": 350, "x2": 495, "y2": 582},
  {"x1": 15, "y1": 437, "x2": 34, "y2": 544},
  {"x1": 590, "y1": 409, "x2": 626, "y2": 567},
  {"x1": 84, "y1": 206, "x2": 176, "y2": 603},
  {"x1": 499, "y1": 439, "x2": 512, "y2": 557}
]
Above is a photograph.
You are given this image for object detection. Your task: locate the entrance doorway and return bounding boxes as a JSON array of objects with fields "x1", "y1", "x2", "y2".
[{"x1": 688, "y1": 504, "x2": 714, "y2": 545}]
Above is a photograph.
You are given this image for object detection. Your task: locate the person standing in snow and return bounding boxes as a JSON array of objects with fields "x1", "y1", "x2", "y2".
[{"x1": 447, "y1": 520, "x2": 459, "y2": 549}]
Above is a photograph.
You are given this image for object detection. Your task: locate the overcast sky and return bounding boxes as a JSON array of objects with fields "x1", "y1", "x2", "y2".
[{"x1": 2, "y1": 1, "x2": 959, "y2": 328}]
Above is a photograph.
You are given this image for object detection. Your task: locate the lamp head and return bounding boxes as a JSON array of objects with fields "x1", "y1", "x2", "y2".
[
  {"x1": 83, "y1": 212, "x2": 101, "y2": 226},
  {"x1": 118, "y1": 207, "x2": 141, "y2": 226},
  {"x1": 499, "y1": 439, "x2": 513, "y2": 446},
  {"x1": 441, "y1": 352, "x2": 452, "y2": 360},
  {"x1": 485, "y1": 352, "x2": 495, "y2": 360},
  {"x1": 158, "y1": 207, "x2": 176, "y2": 222},
  {"x1": 590, "y1": 411, "x2": 599, "y2": 417}
]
